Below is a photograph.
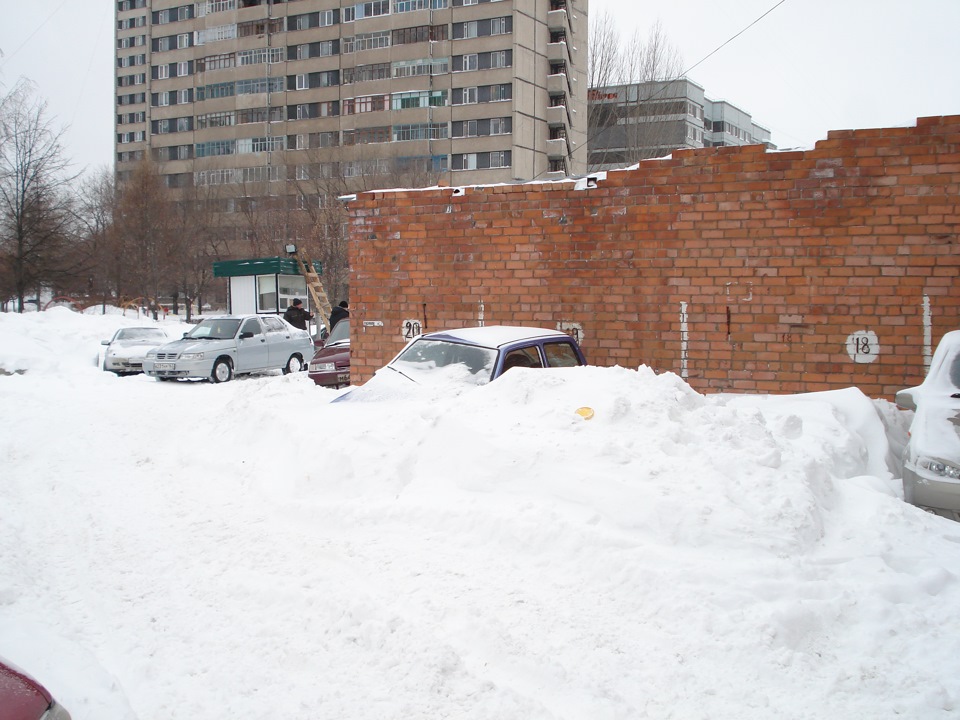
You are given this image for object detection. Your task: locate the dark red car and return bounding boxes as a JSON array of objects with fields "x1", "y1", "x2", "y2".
[
  {"x1": 308, "y1": 319, "x2": 350, "y2": 388},
  {"x1": 0, "y1": 658, "x2": 71, "y2": 720}
]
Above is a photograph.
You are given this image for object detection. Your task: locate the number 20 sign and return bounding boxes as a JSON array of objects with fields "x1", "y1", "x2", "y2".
[
  {"x1": 402, "y1": 319, "x2": 423, "y2": 341},
  {"x1": 846, "y1": 330, "x2": 880, "y2": 364}
]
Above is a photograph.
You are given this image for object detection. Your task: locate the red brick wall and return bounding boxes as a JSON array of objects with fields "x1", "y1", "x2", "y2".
[{"x1": 346, "y1": 116, "x2": 960, "y2": 399}]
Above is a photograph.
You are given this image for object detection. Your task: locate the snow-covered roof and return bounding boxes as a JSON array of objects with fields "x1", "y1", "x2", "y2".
[{"x1": 423, "y1": 325, "x2": 571, "y2": 349}]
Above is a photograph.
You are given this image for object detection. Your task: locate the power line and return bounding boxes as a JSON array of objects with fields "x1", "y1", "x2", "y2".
[
  {"x1": 550, "y1": 0, "x2": 791, "y2": 181},
  {"x1": 681, "y1": 0, "x2": 790, "y2": 78},
  {"x1": 70, "y1": 2, "x2": 113, "y2": 134},
  {"x1": 0, "y1": 0, "x2": 71, "y2": 68}
]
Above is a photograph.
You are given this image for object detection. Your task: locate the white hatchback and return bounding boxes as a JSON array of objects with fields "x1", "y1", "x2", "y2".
[{"x1": 896, "y1": 329, "x2": 960, "y2": 515}]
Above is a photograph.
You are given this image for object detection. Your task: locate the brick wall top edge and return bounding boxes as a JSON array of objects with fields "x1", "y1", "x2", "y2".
[{"x1": 917, "y1": 114, "x2": 960, "y2": 126}]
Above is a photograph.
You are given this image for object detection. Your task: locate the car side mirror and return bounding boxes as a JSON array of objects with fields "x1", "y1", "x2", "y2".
[
  {"x1": 101, "y1": 340, "x2": 109, "y2": 345},
  {"x1": 895, "y1": 389, "x2": 917, "y2": 411},
  {"x1": 239, "y1": 331, "x2": 254, "y2": 339},
  {"x1": 182, "y1": 332, "x2": 188, "y2": 337}
]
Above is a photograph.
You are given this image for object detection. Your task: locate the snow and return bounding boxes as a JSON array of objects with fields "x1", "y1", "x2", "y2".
[
  {"x1": 2, "y1": 308, "x2": 959, "y2": 720},
  {"x1": 421, "y1": 325, "x2": 573, "y2": 348}
]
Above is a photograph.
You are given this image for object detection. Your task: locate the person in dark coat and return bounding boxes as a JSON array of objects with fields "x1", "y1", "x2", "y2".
[
  {"x1": 283, "y1": 298, "x2": 313, "y2": 330},
  {"x1": 328, "y1": 300, "x2": 349, "y2": 331}
]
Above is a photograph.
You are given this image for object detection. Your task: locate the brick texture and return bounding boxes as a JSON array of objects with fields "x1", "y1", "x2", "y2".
[{"x1": 346, "y1": 116, "x2": 960, "y2": 399}]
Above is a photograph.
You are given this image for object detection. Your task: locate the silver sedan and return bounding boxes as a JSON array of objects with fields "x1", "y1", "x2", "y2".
[{"x1": 143, "y1": 314, "x2": 313, "y2": 383}]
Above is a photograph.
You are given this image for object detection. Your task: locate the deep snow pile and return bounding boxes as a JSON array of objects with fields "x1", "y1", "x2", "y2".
[{"x1": 1, "y1": 308, "x2": 958, "y2": 720}]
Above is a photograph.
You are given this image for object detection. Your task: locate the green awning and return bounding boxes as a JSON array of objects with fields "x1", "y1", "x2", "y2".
[{"x1": 213, "y1": 257, "x2": 321, "y2": 278}]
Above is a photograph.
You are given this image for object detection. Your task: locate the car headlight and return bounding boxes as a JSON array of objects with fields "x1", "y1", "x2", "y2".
[
  {"x1": 314, "y1": 362, "x2": 336, "y2": 372},
  {"x1": 179, "y1": 352, "x2": 204, "y2": 360},
  {"x1": 146, "y1": 350, "x2": 157, "y2": 358},
  {"x1": 918, "y1": 457, "x2": 960, "y2": 480}
]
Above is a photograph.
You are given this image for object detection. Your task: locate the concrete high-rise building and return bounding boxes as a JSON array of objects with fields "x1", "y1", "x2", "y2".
[
  {"x1": 114, "y1": 0, "x2": 589, "y2": 237},
  {"x1": 587, "y1": 78, "x2": 773, "y2": 171}
]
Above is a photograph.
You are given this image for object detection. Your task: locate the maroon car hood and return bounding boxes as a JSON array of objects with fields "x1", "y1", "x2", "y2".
[{"x1": 0, "y1": 661, "x2": 53, "y2": 720}]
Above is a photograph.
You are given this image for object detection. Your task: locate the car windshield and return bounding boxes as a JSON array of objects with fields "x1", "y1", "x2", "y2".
[
  {"x1": 117, "y1": 328, "x2": 165, "y2": 340},
  {"x1": 391, "y1": 338, "x2": 497, "y2": 385},
  {"x1": 185, "y1": 319, "x2": 241, "y2": 340},
  {"x1": 327, "y1": 319, "x2": 350, "y2": 344}
]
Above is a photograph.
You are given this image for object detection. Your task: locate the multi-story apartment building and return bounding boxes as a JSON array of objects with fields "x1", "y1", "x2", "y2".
[
  {"x1": 114, "y1": 0, "x2": 588, "y2": 221},
  {"x1": 587, "y1": 78, "x2": 772, "y2": 170}
]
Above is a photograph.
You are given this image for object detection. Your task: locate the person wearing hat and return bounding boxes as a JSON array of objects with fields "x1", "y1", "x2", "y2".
[
  {"x1": 328, "y1": 300, "x2": 349, "y2": 331},
  {"x1": 283, "y1": 298, "x2": 313, "y2": 330}
]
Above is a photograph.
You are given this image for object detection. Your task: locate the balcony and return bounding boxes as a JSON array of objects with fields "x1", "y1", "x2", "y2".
[
  {"x1": 546, "y1": 41, "x2": 569, "y2": 63},
  {"x1": 547, "y1": 72, "x2": 568, "y2": 95},
  {"x1": 547, "y1": 8, "x2": 569, "y2": 33},
  {"x1": 546, "y1": 102, "x2": 569, "y2": 127},
  {"x1": 546, "y1": 137, "x2": 568, "y2": 158}
]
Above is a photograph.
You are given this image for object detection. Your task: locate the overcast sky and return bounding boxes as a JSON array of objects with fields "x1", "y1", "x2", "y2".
[{"x1": 1, "y1": 0, "x2": 958, "y2": 177}]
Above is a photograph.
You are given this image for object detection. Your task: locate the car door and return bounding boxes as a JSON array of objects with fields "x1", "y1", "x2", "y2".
[
  {"x1": 261, "y1": 315, "x2": 297, "y2": 368},
  {"x1": 236, "y1": 317, "x2": 270, "y2": 372}
]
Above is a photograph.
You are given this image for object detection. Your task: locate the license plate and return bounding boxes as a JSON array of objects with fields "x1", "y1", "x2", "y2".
[
  {"x1": 337, "y1": 373, "x2": 349, "y2": 382},
  {"x1": 155, "y1": 362, "x2": 174, "y2": 370}
]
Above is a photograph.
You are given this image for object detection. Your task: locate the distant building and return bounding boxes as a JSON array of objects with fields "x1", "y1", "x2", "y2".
[
  {"x1": 587, "y1": 78, "x2": 773, "y2": 170},
  {"x1": 113, "y1": 0, "x2": 589, "y2": 215}
]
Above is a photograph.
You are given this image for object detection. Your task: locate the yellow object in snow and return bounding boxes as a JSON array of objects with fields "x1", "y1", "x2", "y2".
[{"x1": 575, "y1": 407, "x2": 595, "y2": 420}]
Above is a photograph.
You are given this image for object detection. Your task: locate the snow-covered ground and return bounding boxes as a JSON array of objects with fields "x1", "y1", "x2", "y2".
[{"x1": 1, "y1": 307, "x2": 958, "y2": 720}]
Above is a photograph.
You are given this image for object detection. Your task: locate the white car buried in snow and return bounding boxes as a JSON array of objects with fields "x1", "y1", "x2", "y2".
[
  {"x1": 100, "y1": 326, "x2": 170, "y2": 375},
  {"x1": 896, "y1": 329, "x2": 960, "y2": 516},
  {"x1": 143, "y1": 314, "x2": 313, "y2": 383}
]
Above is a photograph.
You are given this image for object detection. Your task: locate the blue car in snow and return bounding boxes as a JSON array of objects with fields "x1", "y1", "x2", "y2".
[{"x1": 337, "y1": 325, "x2": 586, "y2": 400}]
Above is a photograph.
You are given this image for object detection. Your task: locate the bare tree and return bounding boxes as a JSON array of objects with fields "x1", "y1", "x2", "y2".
[
  {"x1": 588, "y1": 10, "x2": 625, "y2": 90},
  {"x1": 111, "y1": 158, "x2": 175, "y2": 317},
  {"x1": 167, "y1": 183, "x2": 230, "y2": 318},
  {"x1": 588, "y1": 16, "x2": 687, "y2": 169},
  {"x1": 0, "y1": 80, "x2": 78, "y2": 311},
  {"x1": 75, "y1": 167, "x2": 118, "y2": 308}
]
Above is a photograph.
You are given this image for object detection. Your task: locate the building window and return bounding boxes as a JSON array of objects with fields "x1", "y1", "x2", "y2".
[
  {"x1": 489, "y1": 151, "x2": 509, "y2": 168},
  {"x1": 296, "y1": 74, "x2": 308, "y2": 90},
  {"x1": 177, "y1": 33, "x2": 190, "y2": 49},
  {"x1": 489, "y1": 51, "x2": 508, "y2": 68},
  {"x1": 177, "y1": 61, "x2": 189, "y2": 77},
  {"x1": 490, "y1": 83, "x2": 513, "y2": 102},
  {"x1": 157, "y1": 64, "x2": 169, "y2": 79},
  {"x1": 490, "y1": 117, "x2": 509, "y2": 134},
  {"x1": 461, "y1": 54, "x2": 478, "y2": 71}
]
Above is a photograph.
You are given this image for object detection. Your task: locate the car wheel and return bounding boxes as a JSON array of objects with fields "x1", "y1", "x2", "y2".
[
  {"x1": 282, "y1": 354, "x2": 304, "y2": 375},
  {"x1": 211, "y1": 358, "x2": 233, "y2": 383}
]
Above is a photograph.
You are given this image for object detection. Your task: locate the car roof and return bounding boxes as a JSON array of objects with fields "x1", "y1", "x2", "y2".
[
  {"x1": 419, "y1": 325, "x2": 573, "y2": 350},
  {"x1": 199, "y1": 314, "x2": 259, "y2": 320}
]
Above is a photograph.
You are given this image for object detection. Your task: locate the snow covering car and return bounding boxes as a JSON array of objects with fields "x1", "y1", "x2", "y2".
[
  {"x1": 0, "y1": 658, "x2": 71, "y2": 720},
  {"x1": 308, "y1": 318, "x2": 350, "y2": 388},
  {"x1": 100, "y1": 326, "x2": 169, "y2": 374},
  {"x1": 896, "y1": 329, "x2": 960, "y2": 514},
  {"x1": 339, "y1": 325, "x2": 586, "y2": 400},
  {"x1": 142, "y1": 314, "x2": 313, "y2": 383}
]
